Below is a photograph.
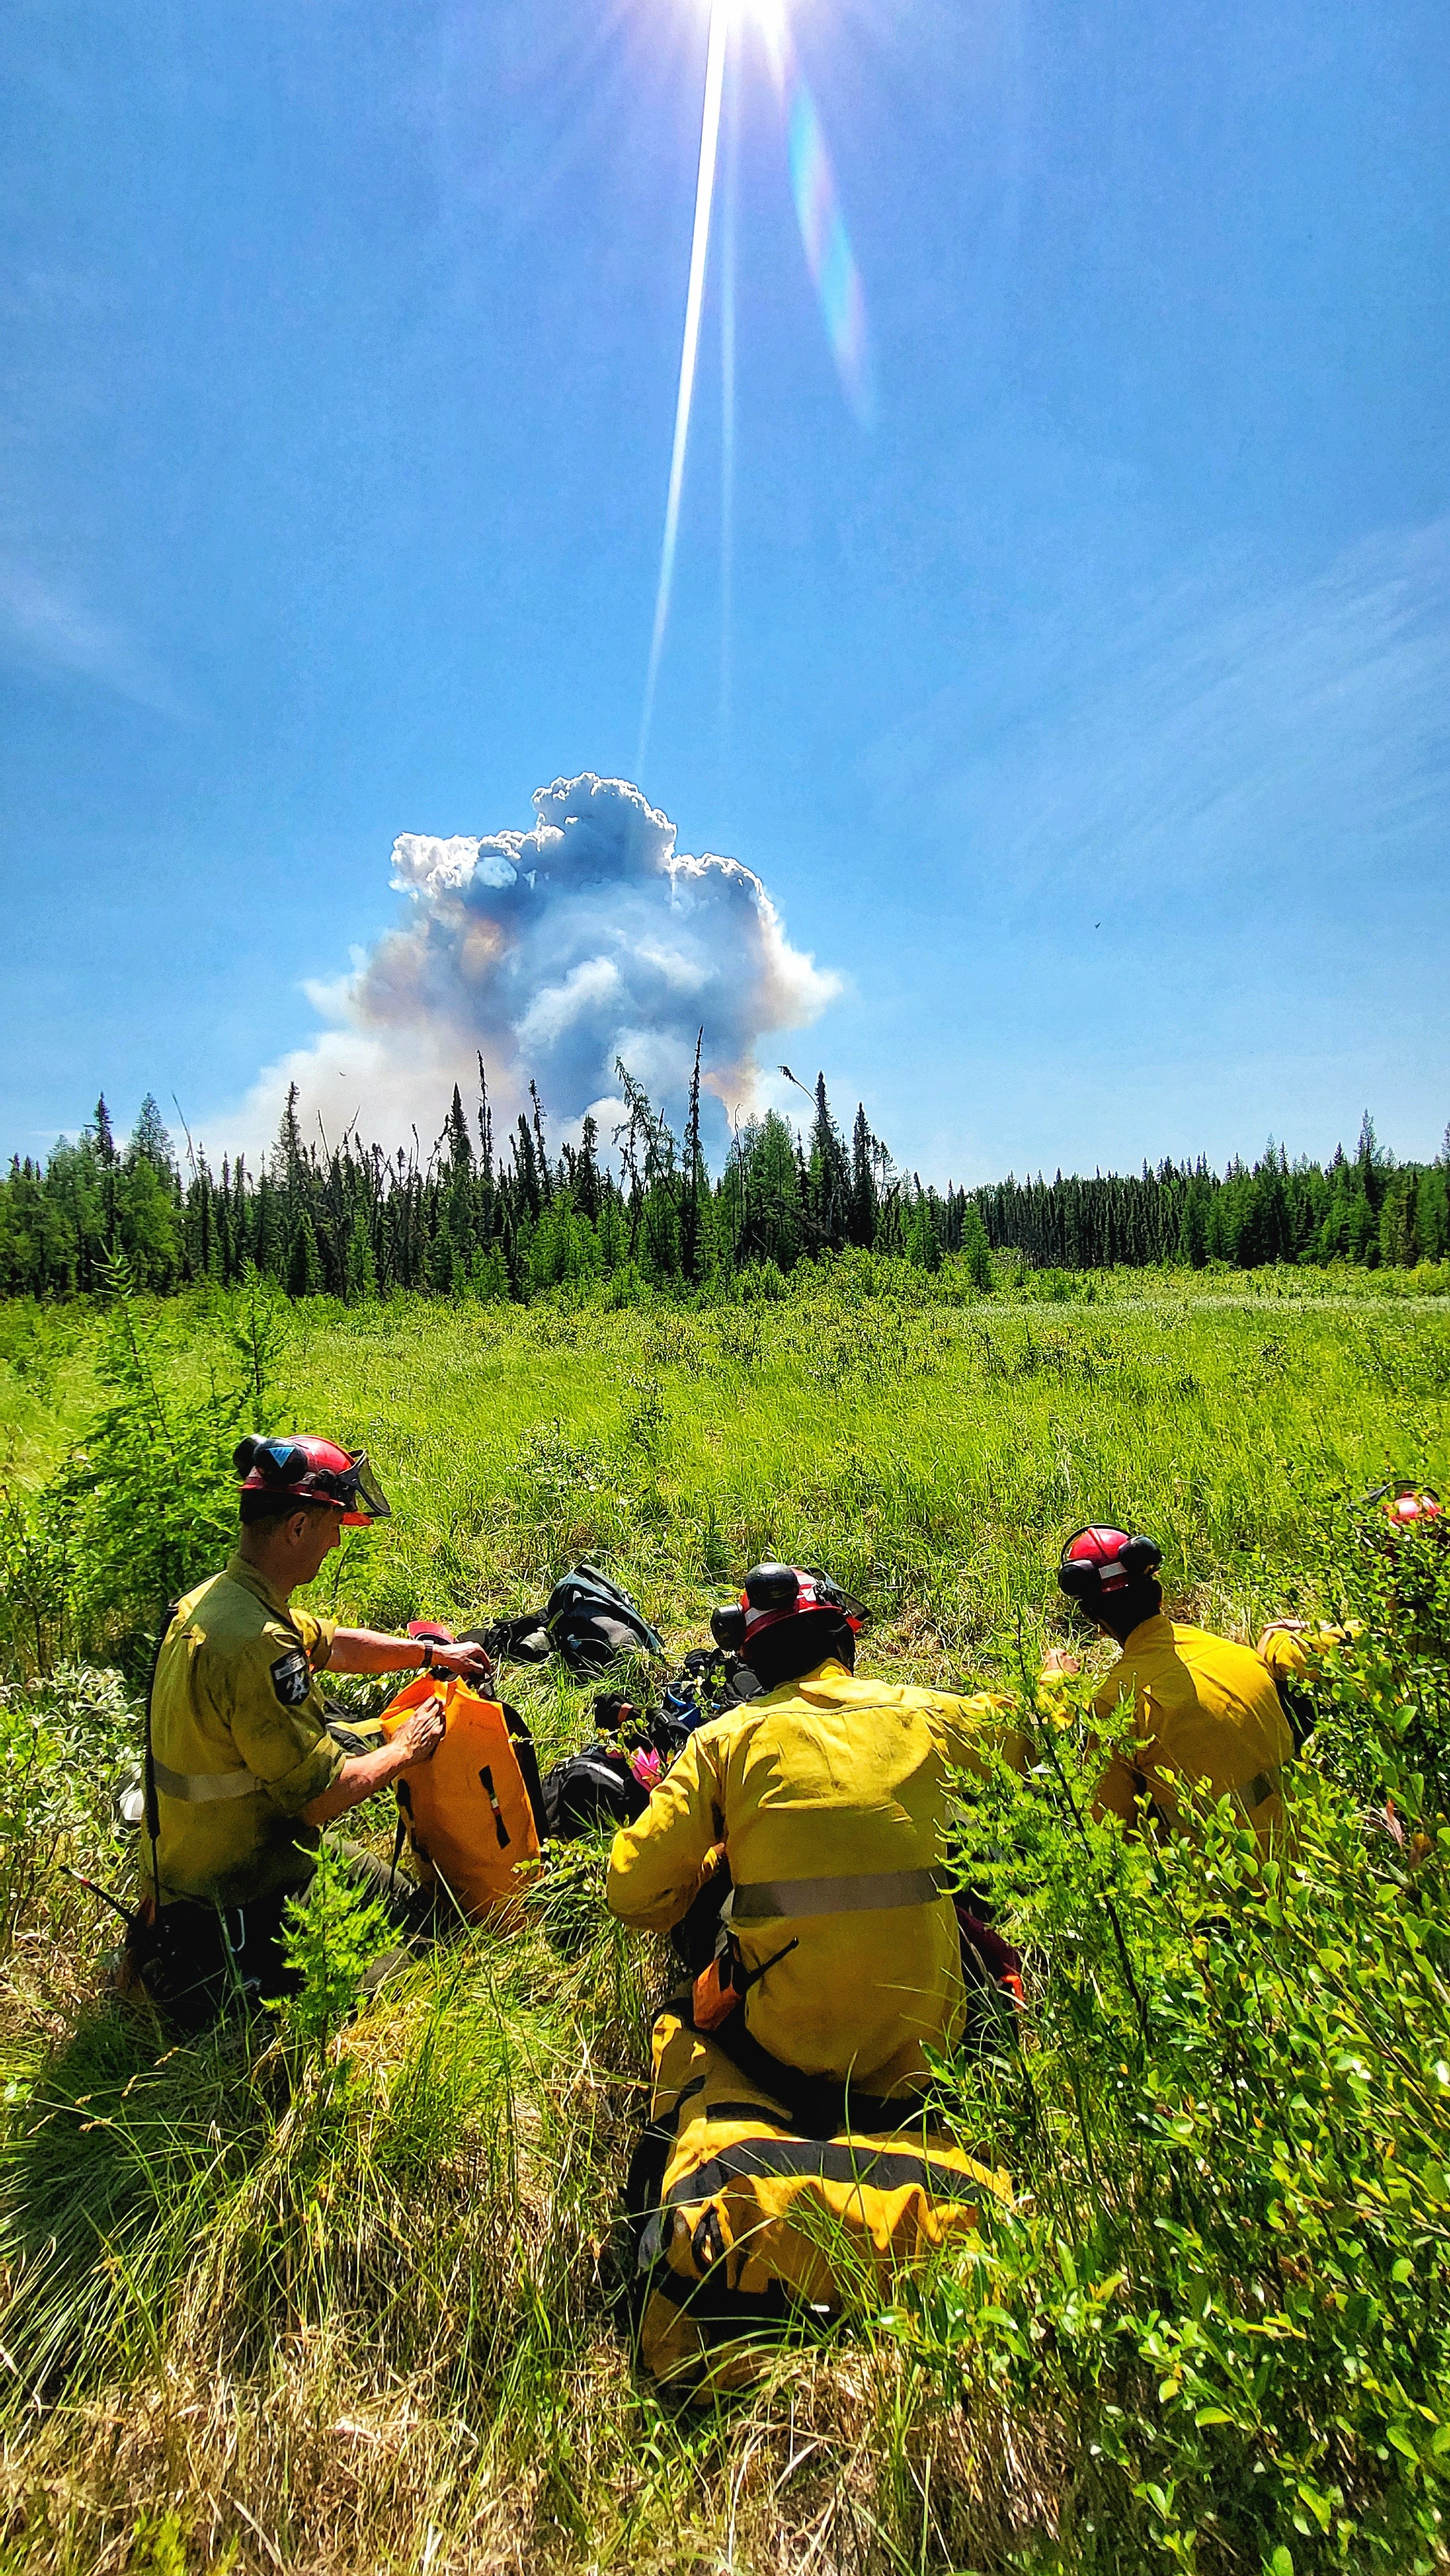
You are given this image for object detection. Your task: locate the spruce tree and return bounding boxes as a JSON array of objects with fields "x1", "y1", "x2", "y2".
[
  {"x1": 681, "y1": 1034, "x2": 706, "y2": 1281},
  {"x1": 529, "y1": 1083, "x2": 552, "y2": 1206},
  {"x1": 476, "y1": 1056, "x2": 495, "y2": 1188},
  {"x1": 807, "y1": 1074, "x2": 851, "y2": 1250},
  {"x1": 288, "y1": 1211, "x2": 323, "y2": 1298},
  {"x1": 445, "y1": 1082, "x2": 472, "y2": 1170},
  {"x1": 511, "y1": 1113, "x2": 542, "y2": 1219},
  {"x1": 961, "y1": 1197, "x2": 993, "y2": 1290},
  {"x1": 129, "y1": 1094, "x2": 174, "y2": 1171},
  {"x1": 344, "y1": 1202, "x2": 378, "y2": 1302},
  {"x1": 575, "y1": 1113, "x2": 602, "y2": 1224}
]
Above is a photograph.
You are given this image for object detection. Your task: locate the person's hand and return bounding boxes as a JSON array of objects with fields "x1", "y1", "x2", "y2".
[
  {"x1": 1039, "y1": 1645, "x2": 1081, "y2": 1677},
  {"x1": 429, "y1": 1640, "x2": 495, "y2": 1687},
  {"x1": 399, "y1": 1697, "x2": 446, "y2": 1764}
]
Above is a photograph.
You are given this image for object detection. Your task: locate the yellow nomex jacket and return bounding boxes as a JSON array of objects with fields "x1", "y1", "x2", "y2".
[
  {"x1": 1090, "y1": 1616, "x2": 1294, "y2": 1846},
  {"x1": 1256, "y1": 1619, "x2": 1355, "y2": 1687},
  {"x1": 148, "y1": 1554, "x2": 346, "y2": 1909},
  {"x1": 608, "y1": 1660, "x2": 1030, "y2": 2098}
]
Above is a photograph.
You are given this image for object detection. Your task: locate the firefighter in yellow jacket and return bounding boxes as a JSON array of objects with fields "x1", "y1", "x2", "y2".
[
  {"x1": 609, "y1": 1564, "x2": 1030, "y2": 2101},
  {"x1": 138, "y1": 1433, "x2": 493, "y2": 2027},
  {"x1": 1046, "y1": 1526, "x2": 1294, "y2": 1846},
  {"x1": 608, "y1": 1564, "x2": 1026, "y2": 2383},
  {"x1": 1255, "y1": 1482, "x2": 1442, "y2": 1703}
]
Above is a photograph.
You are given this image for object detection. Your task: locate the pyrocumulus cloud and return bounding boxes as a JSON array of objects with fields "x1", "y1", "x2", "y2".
[{"x1": 231, "y1": 775, "x2": 839, "y2": 1157}]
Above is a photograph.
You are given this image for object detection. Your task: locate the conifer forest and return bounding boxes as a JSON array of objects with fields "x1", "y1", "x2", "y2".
[{"x1": 3, "y1": 1066, "x2": 1447, "y2": 1304}]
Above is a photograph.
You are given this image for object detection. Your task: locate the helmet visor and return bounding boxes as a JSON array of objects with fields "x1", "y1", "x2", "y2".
[
  {"x1": 340, "y1": 1451, "x2": 391, "y2": 1526},
  {"x1": 802, "y1": 1569, "x2": 869, "y2": 1631}
]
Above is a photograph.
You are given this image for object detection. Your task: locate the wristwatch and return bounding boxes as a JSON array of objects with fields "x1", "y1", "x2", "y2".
[{"x1": 421, "y1": 1641, "x2": 435, "y2": 1673}]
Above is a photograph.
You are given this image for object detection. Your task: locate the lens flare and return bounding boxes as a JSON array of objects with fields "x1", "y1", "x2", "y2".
[
  {"x1": 765, "y1": 14, "x2": 874, "y2": 428},
  {"x1": 638, "y1": 0, "x2": 731, "y2": 774}
]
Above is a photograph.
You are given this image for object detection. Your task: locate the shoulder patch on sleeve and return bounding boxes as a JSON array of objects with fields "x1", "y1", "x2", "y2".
[{"x1": 270, "y1": 1649, "x2": 311, "y2": 1708}]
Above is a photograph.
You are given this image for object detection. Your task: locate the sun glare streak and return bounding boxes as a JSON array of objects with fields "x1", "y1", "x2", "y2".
[{"x1": 638, "y1": 0, "x2": 731, "y2": 775}]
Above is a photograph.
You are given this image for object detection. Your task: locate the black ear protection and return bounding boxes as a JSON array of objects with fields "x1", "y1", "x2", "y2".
[
  {"x1": 1057, "y1": 1530, "x2": 1163, "y2": 1599},
  {"x1": 711, "y1": 1566, "x2": 798, "y2": 1655},
  {"x1": 711, "y1": 1562, "x2": 869, "y2": 1653},
  {"x1": 233, "y1": 1434, "x2": 305, "y2": 1483},
  {"x1": 744, "y1": 1563, "x2": 800, "y2": 1610}
]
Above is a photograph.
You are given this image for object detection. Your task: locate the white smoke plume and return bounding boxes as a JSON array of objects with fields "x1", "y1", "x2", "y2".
[{"x1": 229, "y1": 775, "x2": 840, "y2": 1160}]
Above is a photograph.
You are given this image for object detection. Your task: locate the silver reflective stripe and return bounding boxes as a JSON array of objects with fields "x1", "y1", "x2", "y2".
[
  {"x1": 730, "y1": 1866, "x2": 950, "y2": 1922},
  {"x1": 152, "y1": 1759, "x2": 257, "y2": 1804}
]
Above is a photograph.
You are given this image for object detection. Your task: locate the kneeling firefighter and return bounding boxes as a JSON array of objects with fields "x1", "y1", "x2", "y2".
[
  {"x1": 133, "y1": 1434, "x2": 495, "y2": 2031},
  {"x1": 607, "y1": 1564, "x2": 1030, "y2": 2388},
  {"x1": 1257, "y1": 1482, "x2": 1443, "y2": 1856},
  {"x1": 1257, "y1": 1482, "x2": 1444, "y2": 1713},
  {"x1": 1048, "y1": 1526, "x2": 1294, "y2": 1848}
]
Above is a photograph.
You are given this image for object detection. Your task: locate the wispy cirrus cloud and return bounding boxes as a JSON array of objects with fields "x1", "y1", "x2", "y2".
[
  {"x1": 866, "y1": 515, "x2": 1450, "y2": 911},
  {"x1": 0, "y1": 558, "x2": 189, "y2": 718}
]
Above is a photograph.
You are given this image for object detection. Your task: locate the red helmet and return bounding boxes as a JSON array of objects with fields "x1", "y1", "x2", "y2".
[
  {"x1": 710, "y1": 1563, "x2": 868, "y2": 1656},
  {"x1": 1057, "y1": 1526, "x2": 1163, "y2": 1600},
  {"x1": 234, "y1": 1434, "x2": 392, "y2": 1527},
  {"x1": 1362, "y1": 1482, "x2": 1444, "y2": 1540}
]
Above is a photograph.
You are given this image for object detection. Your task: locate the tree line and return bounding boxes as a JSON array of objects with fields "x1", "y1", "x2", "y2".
[{"x1": 1, "y1": 1059, "x2": 1445, "y2": 1303}]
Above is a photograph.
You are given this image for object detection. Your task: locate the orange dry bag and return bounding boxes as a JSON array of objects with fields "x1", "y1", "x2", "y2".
[{"x1": 379, "y1": 1676, "x2": 544, "y2": 1924}]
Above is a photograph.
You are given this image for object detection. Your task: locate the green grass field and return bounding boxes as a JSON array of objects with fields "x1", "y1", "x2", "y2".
[
  {"x1": 0, "y1": 1268, "x2": 1447, "y2": 2574},
  {"x1": 7, "y1": 1261, "x2": 1444, "y2": 1662}
]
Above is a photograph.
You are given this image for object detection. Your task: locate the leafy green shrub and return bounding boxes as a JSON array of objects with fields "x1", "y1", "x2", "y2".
[
  {"x1": 79, "y1": 1280, "x2": 243, "y2": 1651},
  {"x1": 0, "y1": 1457, "x2": 88, "y2": 1672},
  {"x1": 0, "y1": 1665, "x2": 138, "y2": 1950},
  {"x1": 1270, "y1": 1503, "x2": 1450, "y2": 1814},
  {"x1": 0, "y1": 1264, "x2": 296, "y2": 1672},
  {"x1": 737, "y1": 1258, "x2": 789, "y2": 1303},
  {"x1": 272, "y1": 1844, "x2": 399, "y2": 2060},
  {"x1": 888, "y1": 1690, "x2": 1450, "y2": 2572}
]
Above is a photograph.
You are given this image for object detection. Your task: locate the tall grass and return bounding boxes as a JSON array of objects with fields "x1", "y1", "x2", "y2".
[{"x1": 0, "y1": 1271, "x2": 1445, "y2": 2570}]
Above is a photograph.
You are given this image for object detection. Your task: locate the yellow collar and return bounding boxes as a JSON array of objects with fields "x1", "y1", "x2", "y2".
[{"x1": 755, "y1": 1656, "x2": 853, "y2": 1704}]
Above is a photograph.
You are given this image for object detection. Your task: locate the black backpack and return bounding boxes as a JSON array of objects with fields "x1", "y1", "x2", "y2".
[
  {"x1": 541, "y1": 1743, "x2": 650, "y2": 1837},
  {"x1": 545, "y1": 1564, "x2": 664, "y2": 1677}
]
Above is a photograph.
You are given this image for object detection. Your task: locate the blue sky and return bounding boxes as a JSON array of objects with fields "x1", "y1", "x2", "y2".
[{"x1": 3, "y1": 0, "x2": 1447, "y2": 1183}]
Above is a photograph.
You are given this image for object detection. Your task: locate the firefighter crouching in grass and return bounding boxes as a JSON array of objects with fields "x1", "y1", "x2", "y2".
[
  {"x1": 1256, "y1": 1482, "x2": 1443, "y2": 1858},
  {"x1": 1045, "y1": 1525, "x2": 1294, "y2": 1848},
  {"x1": 1256, "y1": 1483, "x2": 1443, "y2": 1709},
  {"x1": 607, "y1": 1562, "x2": 1030, "y2": 2389},
  {"x1": 131, "y1": 1434, "x2": 493, "y2": 2032}
]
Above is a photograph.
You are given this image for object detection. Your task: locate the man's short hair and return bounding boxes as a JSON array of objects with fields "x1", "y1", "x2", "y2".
[{"x1": 239, "y1": 1491, "x2": 337, "y2": 1531}]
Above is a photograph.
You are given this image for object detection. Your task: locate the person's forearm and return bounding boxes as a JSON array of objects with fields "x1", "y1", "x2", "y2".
[
  {"x1": 328, "y1": 1628, "x2": 432, "y2": 1678},
  {"x1": 606, "y1": 1777, "x2": 716, "y2": 1929},
  {"x1": 299, "y1": 1736, "x2": 415, "y2": 1827}
]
